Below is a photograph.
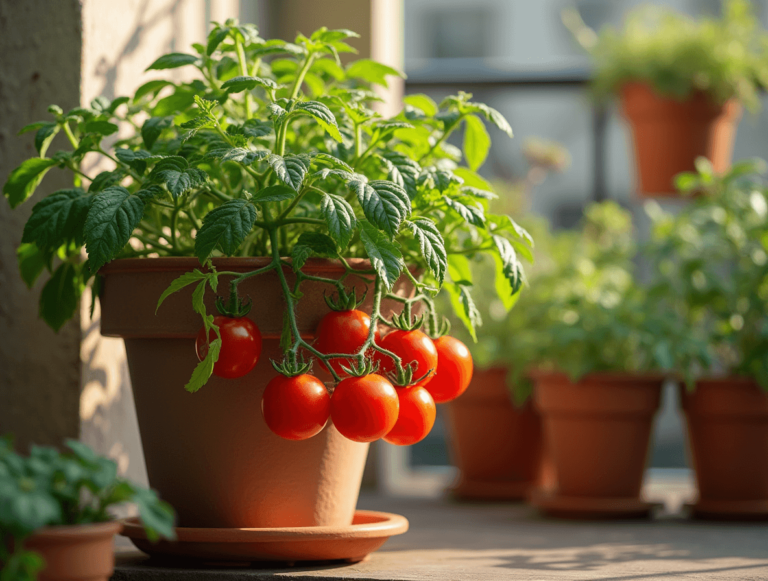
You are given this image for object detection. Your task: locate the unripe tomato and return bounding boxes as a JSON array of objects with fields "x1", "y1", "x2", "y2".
[
  {"x1": 314, "y1": 310, "x2": 379, "y2": 376},
  {"x1": 425, "y1": 336, "x2": 474, "y2": 403},
  {"x1": 375, "y1": 329, "x2": 438, "y2": 387},
  {"x1": 331, "y1": 374, "x2": 399, "y2": 442},
  {"x1": 384, "y1": 386, "x2": 436, "y2": 446},
  {"x1": 195, "y1": 316, "x2": 262, "y2": 379},
  {"x1": 262, "y1": 374, "x2": 330, "y2": 441}
]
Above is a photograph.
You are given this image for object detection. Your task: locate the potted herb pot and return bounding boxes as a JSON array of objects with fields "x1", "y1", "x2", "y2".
[
  {"x1": 446, "y1": 366, "x2": 542, "y2": 500},
  {"x1": 681, "y1": 377, "x2": 768, "y2": 519},
  {"x1": 530, "y1": 372, "x2": 664, "y2": 518},
  {"x1": 621, "y1": 83, "x2": 741, "y2": 196}
]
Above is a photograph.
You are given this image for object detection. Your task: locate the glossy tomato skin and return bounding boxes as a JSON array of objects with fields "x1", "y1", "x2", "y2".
[
  {"x1": 384, "y1": 386, "x2": 436, "y2": 446},
  {"x1": 195, "y1": 316, "x2": 262, "y2": 379},
  {"x1": 425, "y1": 336, "x2": 474, "y2": 403},
  {"x1": 330, "y1": 374, "x2": 399, "y2": 442},
  {"x1": 262, "y1": 374, "x2": 331, "y2": 440},
  {"x1": 375, "y1": 329, "x2": 438, "y2": 387},
  {"x1": 314, "y1": 310, "x2": 379, "y2": 376}
]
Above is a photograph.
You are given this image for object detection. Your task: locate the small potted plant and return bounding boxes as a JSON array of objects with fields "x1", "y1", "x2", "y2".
[
  {"x1": 646, "y1": 157, "x2": 768, "y2": 519},
  {"x1": 0, "y1": 437, "x2": 174, "y2": 581},
  {"x1": 564, "y1": 0, "x2": 768, "y2": 196},
  {"x1": 2, "y1": 21, "x2": 530, "y2": 556}
]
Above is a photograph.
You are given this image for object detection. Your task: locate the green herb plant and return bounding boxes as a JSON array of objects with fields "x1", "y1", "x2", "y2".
[
  {"x1": 564, "y1": 0, "x2": 768, "y2": 109},
  {"x1": 0, "y1": 437, "x2": 175, "y2": 581},
  {"x1": 3, "y1": 22, "x2": 530, "y2": 391}
]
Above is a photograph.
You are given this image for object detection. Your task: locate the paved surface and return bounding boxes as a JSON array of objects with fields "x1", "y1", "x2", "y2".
[{"x1": 113, "y1": 473, "x2": 768, "y2": 580}]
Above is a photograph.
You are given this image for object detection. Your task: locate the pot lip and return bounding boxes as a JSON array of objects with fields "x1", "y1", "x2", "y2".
[
  {"x1": 100, "y1": 256, "x2": 376, "y2": 275},
  {"x1": 690, "y1": 375, "x2": 763, "y2": 389},
  {"x1": 27, "y1": 520, "x2": 122, "y2": 542},
  {"x1": 619, "y1": 81, "x2": 741, "y2": 106},
  {"x1": 528, "y1": 369, "x2": 668, "y2": 384}
]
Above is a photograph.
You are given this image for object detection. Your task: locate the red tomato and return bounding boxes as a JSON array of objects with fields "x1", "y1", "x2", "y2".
[
  {"x1": 195, "y1": 316, "x2": 262, "y2": 379},
  {"x1": 425, "y1": 336, "x2": 474, "y2": 403},
  {"x1": 330, "y1": 374, "x2": 399, "y2": 442},
  {"x1": 262, "y1": 374, "x2": 331, "y2": 441},
  {"x1": 375, "y1": 329, "x2": 438, "y2": 387},
  {"x1": 314, "y1": 310, "x2": 379, "y2": 376},
  {"x1": 384, "y1": 386, "x2": 436, "y2": 446}
]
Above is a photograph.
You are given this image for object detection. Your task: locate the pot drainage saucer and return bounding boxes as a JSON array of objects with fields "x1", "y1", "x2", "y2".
[
  {"x1": 449, "y1": 477, "x2": 530, "y2": 501},
  {"x1": 687, "y1": 499, "x2": 768, "y2": 521},
  {"x1": 120, "y1": 510, "x2": 408, "y2": 564},
  {"x1": 529, "y1": 488, "x2": 660, "y2": 519}
]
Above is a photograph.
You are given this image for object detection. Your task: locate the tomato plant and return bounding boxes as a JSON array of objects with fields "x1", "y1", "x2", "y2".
[
  {"x1": 425, "y1": 335, "x2": 473, "y2": 403},
  {"x1": 375, "y1": 314, "x2": 438, "y2": 387},
  {"x1": 196, "y1": 315, "x2": 262, "y2": 379},
  {"x1": 330, "y1": 366, "x2": 399, "y2": 443},
  {"x1": 384, "y1": 386, "x2": 436, "y2": 446},
  {"x1": 262, "y1": 365, "x2": 330, "y2": 440}
]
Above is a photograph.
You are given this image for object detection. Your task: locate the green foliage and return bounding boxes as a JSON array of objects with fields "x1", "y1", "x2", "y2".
[
  {"x1": 566, "y1": 0, "x2": 768, "y2": 109},
  {"x1": 0, "y1": 437, "x2": 175, "y2": 579}
]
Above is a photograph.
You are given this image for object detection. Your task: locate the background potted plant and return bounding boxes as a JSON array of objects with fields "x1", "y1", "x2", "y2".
[
  {"x1": 2, "y1": 20, "x2": 531, "y2": 556},
  {"x1": 0, "y1": 437, "x2": 174, "y2": 581},
  {"x1": 565, "y1": 0, "x2": 768, "y2": 196},
  {"x1": 647, "y1": 157, "x2": 768, "y2": 519}
]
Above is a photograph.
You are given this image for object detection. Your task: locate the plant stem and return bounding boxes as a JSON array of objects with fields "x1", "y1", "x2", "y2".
[
  {"x1": 290, "y1": 53, "x2": 316, "y2": 100},
  {"x1": 235, "y1": 37, "x2": 253, "y2": 118},
  {"x1": 418, "y1": 115, "x2": 464, "y2": 163},
  {"x1": 62, "y1": 121, "x2": 79, "y2": 148}
]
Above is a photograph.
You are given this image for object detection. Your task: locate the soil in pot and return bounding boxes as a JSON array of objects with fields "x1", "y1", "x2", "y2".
[
  {"x1": 530, "y1": 372, "x2": 664, "y2": 518},
  {"x1": 23, "y1": 522, "x2": 121, "y2": 581},
  {"x1": 621, "y1": 83, "x2": 741, "y2": 197},
  {"x1": 682, "y1": 377, "x2": 768, "y2": 519},
  {"x1": 446, "y1": 366, "x2": 542, "y2": 500},
  {"x1": 99, "y1": 257, "x2": 415, "y2": 529}
]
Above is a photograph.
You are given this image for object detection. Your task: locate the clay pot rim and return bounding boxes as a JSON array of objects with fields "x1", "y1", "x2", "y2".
[
  {"x1": 528, "y1": 369, "x2": 668, "y2": 384},
  {"x1": 100, "y1": 256, "x2": 379, "y2": 275},
  {"x1": 27, "y1": 520, "x2": 122, "y2": 542},
  {"x1": 619, "y1": 81, "x2": 739, "y2": 106},
  {"x1": 693, "y1": 375, "x2": 762, "y2": 389}
]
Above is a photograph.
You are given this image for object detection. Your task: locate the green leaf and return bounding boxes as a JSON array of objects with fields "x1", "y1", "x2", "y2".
[
  {"x1": 207, "y1": 146, "x2": 270, "y2": 165},
  {"x1": 446, "y1": 282, "x2": 481, "y2": 342},
  {"x1": 150, "y1": 157, "x2": 207, "y2": 198},
  {"x1": 88, "y1": 170, "x2": 124, "y2": 193},
  {"x1": 359, "y1": 221, "x2": 404, "y2": 290},
  {"x1": 186, "y1": 337, "x2": 221, "y2": 393},
  {"x1": 3, "y1": 158, "x2": 57, "y2": 208},
  {"x1": 34, "y1": 123, "x2": 59, "y2": 156},
  {"x1": 83, "y1": 120, "x2": 119, "y2": 136},
  {"x1": 463, "y1": 114, "x2": 490, "y2": 171},
  {"x1": 156, "y1": 269, "x2": 209, "y2": 312},
  {"x1": 419, "y1": 167, "x2": 463, "y2": 192},
  {"x1": 294, "y1": 101, "x2": 342, "y2": 142},
  {"x1": 268, "y1": 153, "x2": 311, "y2": 191},
  {"x1": 22, "y1": 188, "x2": 93, "y2": 249},
  {"x1": 462, "y1": 102, "x2": 513, "y2": 138},
  {"x1": 352, "y1": 177, "x2": 410, "y2": 238},
  {"x1": 493, "y1": 252, "x2": 521, "y2": 312},
  {"x1": 493, "y1": 234, "x2": 524, "y2": 294},
  {"x1": 141, "y1": 116, "x2": 173, "y2": 149},
  {"x1": 403, "y1": 94, "x2": 438, "y2": 117},
  {"x1": 321, "y1": 193, "x2": 356, "y2": 250},
  {"x1": 194, "y1": 199, "x2": 257, "y2": 262},
  {"x1": 18, "y1": 121, "x2": 53, "y2": 135},
  {"x1": 153, "y1": 89, "x2": 196, "y2": 116},
  {"x1": 146, "y1": 52, "x2": 199, "y2": 71},
  {"x1": 346, "y1": 59, "x2": 404, "y2": 87},
  {"x1": 291, "y1": 232, "x2": 338, "y2": 270},
  {"x1": 17, "y1": 243, "x2": 53, "y2": 289},
  {"x1": 251, "y1": 184, "x2": 296, "y2": 203},
  {"x1": 133, "y1": 80, "x2": 173, "y2": 102},
  {"x1": 206, "y1": 26, "x2": 231, "y2": 55},
  {"x1": 443, "y1": 196, "x2": 485, "y2": 227},
  {"x1": 84, "y1": 186, "x2": 145, "y2": 271},
  {"x1": 221, "y1": 76, "x2": 278, "y2": 93},
  {"x1": 380, "y1": 151, "x2": 420, "y2": 199},
  {"x1": 241, "y1": 119, "x2": 274, "y2": 139},
  {"x1": 407, "y1": 218, "x2": 447, "y2": 285},
  {"x1": 132, "y1": 487, "x2": 176, "y2": 542},
  {"x1": 39, "y1": 262, "x2": 82, "y2": 332},
  {"x1": 447, "y1": 254, "x2": 473, "y2": 284}
]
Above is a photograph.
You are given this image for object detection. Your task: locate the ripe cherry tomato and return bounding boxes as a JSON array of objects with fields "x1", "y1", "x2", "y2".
[
  {"x1": 262, "y1": 374, "x2": 331, "y2": 441},
  {"x1": 375, "y1": 329, "x2": 438, "y2": 387},
  {"x1": 330, "y1": 374, "x2": 399, "y2": 442},
  {"x1": 195, "y1": 316, "x2": 262, "y2": 379},
  {"x1": 425, "y1": 335, "x2": 474, "y2": 403},
  {"x1": 314, "y1": 310, "x2": 379, "y2": 376},
  {"x1": 384, "y1": 386, "x2": 436, "y2": 446}
]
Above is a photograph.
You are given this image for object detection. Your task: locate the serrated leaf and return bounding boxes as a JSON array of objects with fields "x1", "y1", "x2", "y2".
[
  {"x1": 206, "y1": 26, "x2": 231, "y2": 55},
  {"x1": 291, "y1": 232, "x2": 338, "y2": 270},
  {"x1": 443, "y1": 196, "x2": 485, "y2": 227},
  {"x1": 22, "y1": 188, "x2": 93, "y2": 249},
  {"x1": 294, "y1": 101, "x2": 342, "y2": 142},
  {"x1": 186, "y1": 338, "x2": 221, "y2": 393},
  {"x1": 88, "y1": 170, "x2": 124, "y2": 193},
  {"x1": 221, "y1": 75, "x2": 278, "y2": 93},
  {"x1": 194, "y1": 199, "x2": 256, "y2": 262},
  {"x1": 133, "y1": 80, "x2": 173, "y2": 102},
  {"x1": 242, "y1": 119, "x2": 273, "y2": 139},
  {"x1": 156, "y1": 269, "x2": 209, "y2": 312},
  {"x1": 380, "y1": 151, "x2": 420, "y2": 199},
  {"x1": 39, "y1": 262, "x2": 82, "y2": 332},
  {"x1": 403, "y1": 94, "x2": 438, "y2": 117},
  {"x1": 146, "y1": 52, "x2": 199, "y2": 71},
  {"x1": 251, "y1": 184, "x2": 296, "y2": 203},
  {"x1": 17, "y1": 242, "x2": 53, "y2": 289},
  {"x1": 464, "y1": 114, "x2": 490, "y2": 171},
  {"x1": 149, "y1": 157, "x2": 207, "y2": 198},
  {"x1": 312, "y1": 152, "x2": 352, "y2": 172},
  {"x1": 359, "y1": 221, "x2": 404, "y2": 290},
  {"x1": 493, "y1": 253, "x2": 521, "y2": 312},
  {"x1": 407, "y1": 218, "x2": 447, "y2": 285},
  {"x1": 141, "y1": 116, "x2": 173, "y2": 149},
  {"x1": 3, "y1": 158, "x2": 57, "y2": 208},
  {"x1": 464, "y1": 102, "x2": 513, "y2": 138},
  {"x1": 353, "y1": 178, "x2": 410, "y2": 238},
  {"x1": 84, "y1": 186, "x2": 145, "y2": 271},
  {"x1": 206, "y1": 145, "x2": 269, "y2": 165},
  {"x1": 461, "y1": 186, "x2": 497, "y2": 200},
  {"x1": 321, "y1": 193, "x2": 356, "y2": 250},
  {"x1": 493, "y1": 234, "x2": 524, "y2": 294},
  {"x1": 268, "y1": 153, "x2": 311, "y2": 191},
  {"x1": 446, "y1": 283, "x2": 481, "y2": 342},
  {"x1": 346, "y1": 59, "x2": 404, "y2": 88},
  {"x1": 114, "y1": 148, "x2": 162, "y2": 173}
]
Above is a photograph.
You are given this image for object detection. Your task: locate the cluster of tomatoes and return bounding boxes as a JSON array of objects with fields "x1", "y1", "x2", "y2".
[{"x1": 195, "y1": 301, "x2": 473, "y2": 447}]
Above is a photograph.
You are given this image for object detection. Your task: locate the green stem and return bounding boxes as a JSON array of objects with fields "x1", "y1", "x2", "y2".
[
  {"x1": 418, "y1": 115, "x2": 465, "y2": 163},
  {"x1": 235, "y1": 37, "x2": 253, "y2": 118},
  {"x1": 62, "y1": 121, "x2": 79, "y2": 148},
  {"x1": 290, "y1": 53, "x2": 316, "y2": 99}
]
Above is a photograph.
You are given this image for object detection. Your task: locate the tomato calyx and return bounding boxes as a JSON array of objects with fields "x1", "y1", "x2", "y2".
[
  {"x1": 215, "y1": 281, "x2": 252, "y2": 318},
  {"x1": 271, "y1": 352, "x2": 314, "y2": 378},
  {"x1": 339, "y1": 358, "x2": 380, "y2": 378},
  {"x1": 386, "y1": 361, "x2": 433, "y2": 388},
  {"x1": 390, "y1": 312, "x2": 424, "y2": 332},
  {"x1": 324, "y1": 286, "x2": 367, "y2": 311}
]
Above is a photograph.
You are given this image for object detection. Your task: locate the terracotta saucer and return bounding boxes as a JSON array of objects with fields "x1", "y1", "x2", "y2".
[
  {"x1": 687, "y1": 499, "x2": 768, "y2": 521},
  {"x1": 449, "y1": 478, "x2": 530, "y2": 501},
  {"x1": 529, "y1": 488, "x2": 660, "y2": 519},
  {"x1": 120, "y1": 510, "x2": 408, "y2": 564}
]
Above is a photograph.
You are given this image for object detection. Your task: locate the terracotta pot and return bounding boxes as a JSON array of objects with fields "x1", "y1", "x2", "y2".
[
  {"x1": 532, "y1": 372, "x2": 663, "y2": 500},
  {"x1": 681, "y1": 377, "x2": 768, "y2": 518},
  {"x1": 24, "y1": 522, "x2": 121, "y2": 581},
  {"x1": 445, "y1": 366, "x2": 542, "y2": 500},
  {"x1": 621, "y1": 83, "x2": 742, "y2": 197},
  {"x1": 99, "y1": 257, "x2": 414, "y2": 528}
]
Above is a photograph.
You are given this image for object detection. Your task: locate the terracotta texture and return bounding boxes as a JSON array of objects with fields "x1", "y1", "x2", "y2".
[
  {"x1": 446, "y1": 367, "x2": 542, "y2": 500},
  {"x1": 99, "y1": 258, "x2": 415, "y2": 529},
  {"x1": 24, "y1": 522, "x2": 121, "y2": 581},
  {"x1": 681, "y1": 377, "x2": 768, "y2": 518},
  {"x1": 120, "y1": 510, "x2": 408, "y2": 563},
  {"x1": 532, "y1": 372, "x2": 663, "y2": 507},
  {"x1": 621, "y1": 83, "x2": 741, "y2": 196}
]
